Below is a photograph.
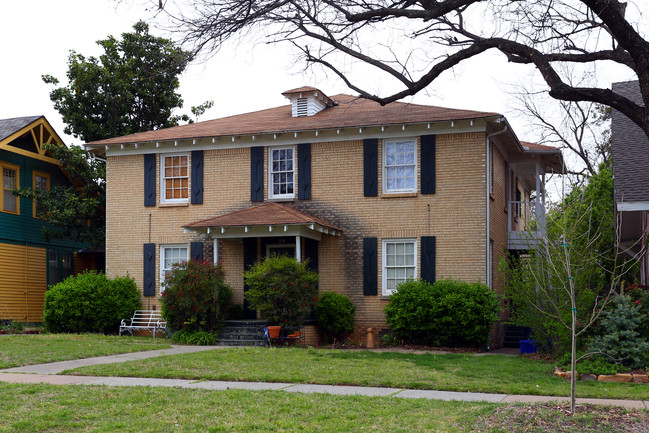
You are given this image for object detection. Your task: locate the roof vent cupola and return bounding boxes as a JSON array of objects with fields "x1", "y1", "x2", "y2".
[{"x1": 282, "y1": 87, "x2": 335, "y2": 117}]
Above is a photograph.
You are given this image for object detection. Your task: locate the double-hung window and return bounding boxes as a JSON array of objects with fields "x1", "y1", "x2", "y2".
[
  {"x1": 382, "y1": 239, "x2": 417, "y2": 295},
  {"x1": 1, "y1": 163, "x2": 19, "y2": 214},
  {"x1": 160, "y1": 244, "x2": 188, "y2": 293},
  {"x1": 161, "y1": 154, "x2": 189, "y2": 204},
  {"x1": 383, "y1": 139, "x2": 416, "y2": 193},
  {"x1": 269, "y1": 147, "x2": 295, "y2": 199}
]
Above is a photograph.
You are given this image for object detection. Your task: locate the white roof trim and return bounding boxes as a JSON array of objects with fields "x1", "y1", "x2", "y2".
[{"x1": 617, "y1": 201, "x2": 649, "y2": 211}]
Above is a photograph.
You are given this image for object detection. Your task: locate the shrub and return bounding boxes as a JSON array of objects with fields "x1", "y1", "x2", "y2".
[
  {"x1": 314, "y1": 292, "x2": 356, "y2": 341},
  {"x1": 588, "y1": 294, "x2": 649, "y2": 369},
  {"x1": 244, "y1": 255, "x2": 318, "y2": 327},
  {"x1": 575, "y1": 357, "x2": 621, "y2": 375},
  {"x1": 384, "y1": 279, "x2": 499, "y2": 347},
  {"x1": 170, "y1": 329, "x2": 217, "y2": 345},
  {"x1": 161, "y1": 260, "x2": 232, "y2": 332},
  {"x1": 44, "y1": 271, "x2": 140, "y2": 333}
]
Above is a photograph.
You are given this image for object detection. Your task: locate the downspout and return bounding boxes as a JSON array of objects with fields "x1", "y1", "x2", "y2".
[
  {"x1": 485, "y1": 120, "x2": 508, "y2": 289},
  {"x1": 486, "y1": 119, "x2": 508, "y2": 349}
]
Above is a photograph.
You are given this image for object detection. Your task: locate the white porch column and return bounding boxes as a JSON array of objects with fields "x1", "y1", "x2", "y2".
[
  {"x1": 535, "y1": 163, "x2": 547, "y2": 233},
  {"x1": 213, "y1": 238, "x2": 219, "y2": 264},
  {"x1": 295, "y1": 235, "x2": 301, "y2": 262}
]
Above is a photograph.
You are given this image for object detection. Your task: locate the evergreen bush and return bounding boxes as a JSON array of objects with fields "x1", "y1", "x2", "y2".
[
  {"x1": 314, "y1": 292, "x2": 356, "y2": 341},
  {"x1": 588, "y1": 294, "x2": 649, "y2": 369},
  {"x1": 384, "y1": 279, "x2": 499, "y2": 347},
  {"x1": 244, "y1": 255, "x2": 318, "y2": 327},
  {"x1": 160, "y1": 260, "x2": 232, "y2": 332},
  {"x1": 44, "y1": 271, "x2": 140, "y2": 333}
]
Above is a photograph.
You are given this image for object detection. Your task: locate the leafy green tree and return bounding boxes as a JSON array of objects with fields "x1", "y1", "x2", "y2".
[
  {"x1": 22, "y1": 22, "x2": 211, "y2": 247},
  {"x1": 16, "y1": 143, "x2": 105, "y2": 247},
  {"x1": 42, "y1": 20, "x2": 197, "y2": 142}
]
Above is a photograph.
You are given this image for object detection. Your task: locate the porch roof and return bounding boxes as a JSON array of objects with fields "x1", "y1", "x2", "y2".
[{"x1": 184, "y1": 202, "x2": 342, "y2": 240}]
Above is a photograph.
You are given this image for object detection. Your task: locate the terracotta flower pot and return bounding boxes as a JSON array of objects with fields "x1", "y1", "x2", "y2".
[{"x1": 267, "y1": 325, "x2": 282, "y2": 339}]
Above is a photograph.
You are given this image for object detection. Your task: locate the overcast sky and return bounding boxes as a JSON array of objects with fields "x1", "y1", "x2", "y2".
[{"x1": 0, "y1": 0, "x2": 636, "y2": 150}]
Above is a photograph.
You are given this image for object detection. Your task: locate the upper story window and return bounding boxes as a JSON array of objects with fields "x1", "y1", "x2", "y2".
[
  {"x1": 269, "y1": 147, "x2": 295, "y2": 199},
  {"x1": 33, "y1": 171, "x2": 50, "y2": 218},
  {"x1": 1, "y1": 163, "x2": 19, "y2": 214},
  {"x1": 383, "y1": 139, "x2": 416, "y2": 193},
  {"x1": 160, "y1": 244, "x2": 188, "y2": 293},
  {"x1": 382, "y1": 239, "x2": 417, "y2": 295},
  {"x1": 161, "y1": 154, "x2": 189, "y2": 204}
]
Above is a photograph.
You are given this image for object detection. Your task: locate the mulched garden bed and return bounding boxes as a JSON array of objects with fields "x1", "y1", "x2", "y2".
[{"x1": 474, "y1": 403, "x2": 649, "y2": 433}]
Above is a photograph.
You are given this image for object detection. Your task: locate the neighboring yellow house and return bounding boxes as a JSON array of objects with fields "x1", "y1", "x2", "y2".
[
  {"x1": 0, "y1": 116, "x2": 93, "y2": 323},
  {"x1": 86, "y1": 87, "x2": 562, "y2": 345}
]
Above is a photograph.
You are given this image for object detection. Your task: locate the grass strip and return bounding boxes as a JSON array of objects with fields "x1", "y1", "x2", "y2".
[
  {"x1": 0, "y1": 382, "x2": 495, "y2": 432},
  {"x1": 0, "y1": 334, "x2": 171, "y2": 368},
  {"x1": 65, "y1": 347, "x2": 649, "y2": 401}
]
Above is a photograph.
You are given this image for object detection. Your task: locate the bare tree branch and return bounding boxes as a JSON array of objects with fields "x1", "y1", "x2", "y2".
[{"x1": 149, "y1": 0, "x2": 649, "y2": 139}]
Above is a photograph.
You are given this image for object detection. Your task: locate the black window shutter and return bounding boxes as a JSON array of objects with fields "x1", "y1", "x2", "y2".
[
  {"x1": 143, "y1": 243, "x2": 156, "y2": 296},
  {"x1": 363, "y1": 138, "x2": 378, "y2": 197},
  {"x1": 304, "y1": 237, "x2": 318, "y2": 272},
  {"x1": 191, "y1": 150, "x2": 203, "y2": 204},
  {"x1": 298, "y1": 143, "x2": 311, "y2": 200},
  {"x1": 421, "y1": 236, "x2": 436, "y2": 284},
  {"x1": 144, "y1": 154, "x2": 156, "y2": 207},
  {"x1": 363, "y1": 237, "x2": 378, "y2": 295},
  {"x1": 250, "y1": 146, "x2": 264, "y2": 202},
  {"x1": 421, "y1": 135, "x2": 436, "y2": 194},
  {"x1": 190, "y1": 242, "x2": 203, "y2": 261}
]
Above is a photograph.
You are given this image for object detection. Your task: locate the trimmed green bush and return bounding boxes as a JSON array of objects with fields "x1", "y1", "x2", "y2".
[
  {"x1": 161, "y1": 260, "x2": 232, "y2": 332},
  {"x1": 44, "y1": 271, "x2": 140, "y2": 333},
  {"x1": 315, "y1": 292, "x2": 356, "y2": 342},
  {"x1": 244, "y1": 255, "x2": 318, "y2": 327},
  {"x1": 384, "y1": 278, "x2": 499, "y2": 347}
]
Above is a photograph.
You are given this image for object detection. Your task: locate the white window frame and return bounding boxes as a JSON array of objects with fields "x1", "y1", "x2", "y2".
[
  {"x1": 160, "y1": 153, "x2": 190, "y2": 204},
  {"x1": 382, "y1": 238, "x2": 417, "y2": 296},
  {"x1": 268, "y1": 146, "x2": 296, "y2": 199},
  {"x1": 382, "y1": 138, "x2": 417, "y2": 194},
  {"x1": 160, "y1": 244, "x2": 189, "y2": 293}
]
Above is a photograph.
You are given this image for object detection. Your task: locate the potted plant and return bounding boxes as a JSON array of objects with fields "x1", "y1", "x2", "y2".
[{"x1": 244, "y1": 255, "x2": 318, "y2": 334}]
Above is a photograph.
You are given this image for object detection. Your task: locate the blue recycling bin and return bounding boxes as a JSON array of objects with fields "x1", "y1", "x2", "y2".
[{"x1": 520, "y1": 340, "x2": 537, "y2": 354}]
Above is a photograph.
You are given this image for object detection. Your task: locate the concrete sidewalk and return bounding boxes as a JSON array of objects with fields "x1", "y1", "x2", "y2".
[{"x1": 1, "y1": 346, "x2": 647, "y2": 409}]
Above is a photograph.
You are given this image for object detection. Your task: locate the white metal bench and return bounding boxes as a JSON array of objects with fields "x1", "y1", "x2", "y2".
[{"x1": 119, "y1": 310, "x2": 167, "y2": 337}]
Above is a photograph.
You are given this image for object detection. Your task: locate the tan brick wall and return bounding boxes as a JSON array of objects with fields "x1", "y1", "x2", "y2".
[{"x1": 106, "y1": 132, "x2": 490, "y2": 339}]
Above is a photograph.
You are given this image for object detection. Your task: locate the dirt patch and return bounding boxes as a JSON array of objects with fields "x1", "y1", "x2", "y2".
[{"x1": 473, "y1": 403, "x2": 649, "y2": 433}]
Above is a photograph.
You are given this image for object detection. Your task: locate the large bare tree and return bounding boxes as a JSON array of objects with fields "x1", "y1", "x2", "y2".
[{"x1": 149, "y1": 1, "x2": 648, "y2": 139}]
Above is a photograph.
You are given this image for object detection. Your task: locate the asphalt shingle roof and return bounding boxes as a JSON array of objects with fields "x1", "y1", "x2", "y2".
[
  {"x1": 87, "y1": 93, "x2": 499, "y2": 146},
  {"x1": 0, "y1": 116, "x2": 42, "y2": 142},
  {"x1": 611, "y1": 81, "x2": 649, "y2": 203},
  {"x1": 185, "y1": 202, "x2": 342, "y2": 232}
]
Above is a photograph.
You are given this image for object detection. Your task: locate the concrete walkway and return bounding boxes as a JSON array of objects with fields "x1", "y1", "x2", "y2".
[{"x1": 0, "y1": 346, "x2": 647, "y2": 410}]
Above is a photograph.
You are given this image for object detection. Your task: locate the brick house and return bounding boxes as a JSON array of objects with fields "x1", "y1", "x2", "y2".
[{"x1": 87, "y1": 87, "x2": 562, "y2": 345}]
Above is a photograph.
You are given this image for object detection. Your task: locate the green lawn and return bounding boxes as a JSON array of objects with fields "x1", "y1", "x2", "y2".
[
  {"x1": 0, "y1": 334, "x2": 171, "y2": 369},
  {"x1": 64, "y1": 346, "x2": 649, "y2": 400},
  {"x1": 0, "y1": 382, "x2": 495, "y2": 432}
]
